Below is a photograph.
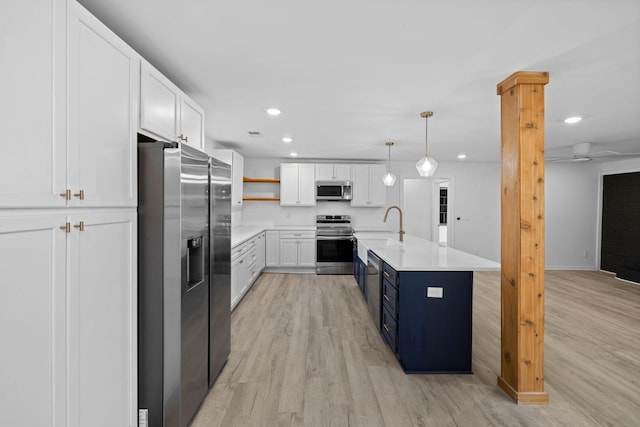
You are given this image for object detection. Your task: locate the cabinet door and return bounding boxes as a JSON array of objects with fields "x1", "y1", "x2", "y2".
[
  {"x1": 232, "y1": 152, "x2": 244, "y2": 206},
  {"x1": 67, "y1": 210, "x2": 136, "y2": 427},
  {"x1": 256, "y1": 232, "x2": 266, "y2": 271},
  {"x1": 0, "y1": 213, "x2": 66, "y2": 426},
  {"x1": 298, "y1": 239, "x2": 317, "y2": 267},
  {"x1": 0, "y1": 0, "x2": 66, "y2": 208},
  {"x1": 351, "y1": 165, "x2": 371, "y2": 206},
  {"x1": 368, "y1": 164, "x2": 387, "y2": 207},
  {"x1": 280, "y1": 164, "x2": 300, "y2": 206},
  {"x1": 180, "y1": 94, "x2": 205, "y2": 151},
  {"x1": 68, "y1": 3, "x2": 139, "y2": 208},
  {"x1": 231, "y1": 255, "x2": 243, "y2": 309},
  {"x1": 315, "y1": 164, "x2": 334, "y2": 180},
  {"x1": 265, "y1": 230, "x2": 280, "y2": 267},
  {"x1": 140, "y1": 61, "x2": 179, "y2": 142},
  {"x1": 279, "y1": 239, "x2": 299, "y2": 266},
  {"x1": 297, "y1": 164, "x2": 316, "y2": 206},
  {"x1": 334, "y1": 164, "x2": 352, "y2": 181}
]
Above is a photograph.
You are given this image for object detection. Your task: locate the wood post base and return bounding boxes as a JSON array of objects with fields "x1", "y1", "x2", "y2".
[{"x1": 498, "y1": 376, "x2": 549, "y2": 405}]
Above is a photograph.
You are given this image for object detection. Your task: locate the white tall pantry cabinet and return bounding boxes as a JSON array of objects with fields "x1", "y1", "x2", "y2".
[{"x1": 0, "y1": 1, "x2": 137, "y2": 426}]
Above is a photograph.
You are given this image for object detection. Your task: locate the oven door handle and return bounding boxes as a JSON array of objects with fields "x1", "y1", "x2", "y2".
[{"x1": 316, "y1": 236, "x2": 354, "y2": 241}]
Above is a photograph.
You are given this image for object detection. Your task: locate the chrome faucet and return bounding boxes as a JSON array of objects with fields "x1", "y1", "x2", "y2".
[{"x1": 383, "y1": 205, "x2": 405, "y2": 242}]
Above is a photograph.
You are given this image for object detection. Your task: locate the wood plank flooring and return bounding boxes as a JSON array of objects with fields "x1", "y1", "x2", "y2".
[{"x1": 191, "y1": 271, "x2": 640, "y2": 426}]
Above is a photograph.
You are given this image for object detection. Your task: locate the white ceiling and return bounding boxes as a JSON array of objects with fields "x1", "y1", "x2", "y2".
[{"x1": 78, "y1": 0, "x2": 640, "y2": 163}]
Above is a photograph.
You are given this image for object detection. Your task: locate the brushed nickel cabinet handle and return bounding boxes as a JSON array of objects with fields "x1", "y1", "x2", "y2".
[
  {"x1": 383, "y1": 324, "x2": 390, "y2": 333},
  {"x1": 384, "y1": 294, "x2": 390, "y2": 301},
  {"x1": 383, "y1": 271, "x2": 390, "y2": 278}
]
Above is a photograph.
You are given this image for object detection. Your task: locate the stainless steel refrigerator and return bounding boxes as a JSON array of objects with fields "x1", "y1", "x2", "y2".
[
  {"x1": 208, "y1": 157, "x2": 231, "y2": 386},
  {"x1": 138, "y1": 141, "x2": 229, "y2": 427}
]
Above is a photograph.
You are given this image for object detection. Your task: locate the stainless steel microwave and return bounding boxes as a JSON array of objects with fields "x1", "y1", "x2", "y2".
[{"x1": 316, "y1": 181, "x2": 352, "y2": 201}]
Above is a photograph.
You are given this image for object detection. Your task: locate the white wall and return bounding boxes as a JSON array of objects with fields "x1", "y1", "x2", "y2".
[{"x1": 545, "y1": 163, "x2": 599, "y2": 269}]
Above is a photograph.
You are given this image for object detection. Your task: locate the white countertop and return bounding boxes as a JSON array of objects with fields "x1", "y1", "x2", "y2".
[
  {"x1": 232, "y1": 225, "x2": 316, "y2": 247},
  {"x1": 356, "y1": 233, "x2": 500, "y2": 272}
]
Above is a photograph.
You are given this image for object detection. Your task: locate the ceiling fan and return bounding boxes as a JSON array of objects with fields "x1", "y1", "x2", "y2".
[{"x1": 545, "y1": 142, "x2": 640, "y2": 163}]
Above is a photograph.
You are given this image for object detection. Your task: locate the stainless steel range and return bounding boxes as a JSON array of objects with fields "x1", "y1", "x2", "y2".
[{"x1": 316, "y1": 215, "x2": 354, "y2": 275}]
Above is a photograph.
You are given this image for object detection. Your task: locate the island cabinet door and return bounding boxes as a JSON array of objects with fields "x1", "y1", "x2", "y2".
[{"x1": 397, "y1": 271, "x2": 473, "y2": 374}]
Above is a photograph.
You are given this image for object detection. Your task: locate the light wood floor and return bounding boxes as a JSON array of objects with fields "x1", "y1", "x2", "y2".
[{"x1": 191, "y1": 271, "x2": 640, "y2": 426}]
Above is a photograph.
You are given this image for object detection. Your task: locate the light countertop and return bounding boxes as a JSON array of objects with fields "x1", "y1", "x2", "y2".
[{"x1": 356, "y1": 233, "x2": 500, "y2": 272}]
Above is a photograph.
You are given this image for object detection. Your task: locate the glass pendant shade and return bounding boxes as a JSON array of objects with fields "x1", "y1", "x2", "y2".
[
  {"x1": 416, "y1": 111, "x2": 438, "y2": 177},
  {"x1": 383, "y1": 171, "x2": 397, "y2": 186},
  {"x1": 383, "y1": 141, "x2": 397, "y2": 186},
  {"x1": 415, "y1": 155, "x2": 438, "y2": 177}
]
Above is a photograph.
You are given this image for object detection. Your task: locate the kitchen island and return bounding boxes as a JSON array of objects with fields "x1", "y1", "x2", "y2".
[{"x1": 354, "y1": 232, "x2": 500, "y2": 374}]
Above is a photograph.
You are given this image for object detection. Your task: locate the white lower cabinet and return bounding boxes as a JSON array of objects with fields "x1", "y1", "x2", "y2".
[
  {"x1": 278, "y1": 230, "x2": 316, "y2": 267},
  {"x1": 0, "y1": 210, "x2": 137, "y2": 427},
  {"x1": 265, "y1": 230, "x2": 280, "y2": 267},
  {"x1": 231, "y1": 233, "x2": 266, "y2": 310}
]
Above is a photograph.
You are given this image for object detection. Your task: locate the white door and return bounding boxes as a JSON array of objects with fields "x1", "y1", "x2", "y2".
[
  {"x1": 140, "y1": 61, "x2": 179, "y2": 142},
  {"x1": 67, "y1": 211, "x2": 136, "y2": 427},
  {"x1": 67, "y1": 3, "x2": 139, "y2": 208},
  {"x1": 315, "y1": 164, "x2": 335, "y2": 180},
  {"x1": 402, "y1": 178, "x2": 432, "y2": 240},
  {"x1": 180, "y1": 95, "x2": 205, "y2": 150},
  {"x1": 0, "y1": 0, "x2": 67, "y2": 208},
  {"x1": 334, "y1": 164, "x2": 352, "y2": 181},
  {"x1": 265, "y1": 231, "x2": 280, "y2": 267},
  {"x1": 0, "y1": 213, "x2": 67, "y2": 426}
]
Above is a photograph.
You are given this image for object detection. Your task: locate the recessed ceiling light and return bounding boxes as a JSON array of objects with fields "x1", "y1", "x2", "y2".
[
  {"x1": 564, "y1": 116, "x2": 582, "y2": 124},
  {"x1": 457, "y1": 154, "x2": 467, "y2": 159},
  {"x1": 282, "y1": 137, "x2": 293, "y2": 143},
  {"x1": 289, "y1": 152, "x2": 298, "y2": 157},
  {"x1": 266, "y1": 108, "x2": 281, "y2": 116}
]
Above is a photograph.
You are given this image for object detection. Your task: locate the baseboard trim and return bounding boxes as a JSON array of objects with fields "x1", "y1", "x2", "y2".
[{"x1": 497, "y1": 376, "x2": 549, "y2": 405}]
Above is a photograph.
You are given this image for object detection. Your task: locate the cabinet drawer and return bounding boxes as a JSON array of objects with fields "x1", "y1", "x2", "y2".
[
  {"x1": 279, "y1": 230, "x2": 315, "y2": 239},
  {"x1": 381, "y1": 307, "x2": 398, "y2": 352},
  {"x1": 382, "y1": 263, "x2": 398, "y2": 287},
  {"x1": 382, "y1": 278, "x2": 398, "y2": 317}
]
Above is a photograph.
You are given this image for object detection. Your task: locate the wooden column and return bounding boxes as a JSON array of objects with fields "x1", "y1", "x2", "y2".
[{"x1": 496, "y1": 71, "x2": 549, "y2": 405}]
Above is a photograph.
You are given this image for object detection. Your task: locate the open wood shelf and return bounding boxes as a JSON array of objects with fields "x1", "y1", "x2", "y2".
[
  {"x1": 242, "y1": 197, "x2": 280, "y2": 201},
  {"x1": 243, "y1": 176, "x2": 280, "y2": 183}
]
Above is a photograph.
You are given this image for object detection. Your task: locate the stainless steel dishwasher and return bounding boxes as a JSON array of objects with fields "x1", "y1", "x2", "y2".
[{"x1": 366, "y1": 250, "x2": 382, "y2": 331}]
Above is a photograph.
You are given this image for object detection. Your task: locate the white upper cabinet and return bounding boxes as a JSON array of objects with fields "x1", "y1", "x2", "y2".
[
  {"x1": 212, "y1": 149, "x2": 244, "y2": 207},
  {"x1": 180, "y1": 94, "x2": 205, "y2": 150},
  {"x1": 316, "y1": 164, "x2": 352, "y2": 181},
  {"x1": 0, "y1": 0, "x2": 67, "y2": 208},
  {"x1": 351, "y1": 164, "x2": 387, "y2": 207},
  {"x1": 140, "y1": 61, "x2": 180, "y2": 142},
  {"x1": 67, "y1": 2, "x2": 139, "y2": 208},
  {"x1": 280, "y1": 164, "x2": 316, "y2": 206},
  {"x1": 140, "y1": 61, "x2": 206, "y2": 150}
]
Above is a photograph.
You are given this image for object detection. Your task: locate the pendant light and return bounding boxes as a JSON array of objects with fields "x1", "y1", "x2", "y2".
[
  {"x1": 382, "y1": 141, "x2": 397, "y2": 186},
  {"x1": 416, "y1": 111, "x2": 438, "y2": 176}
]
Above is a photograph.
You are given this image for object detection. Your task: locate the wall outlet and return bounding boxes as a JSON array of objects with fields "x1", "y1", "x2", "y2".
[{"x1": 583, "y1": 250, "x2": 589, "y2": 258}]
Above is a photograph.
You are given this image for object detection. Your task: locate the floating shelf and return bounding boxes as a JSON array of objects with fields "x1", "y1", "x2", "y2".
[
  {"x1": 242, "y1": 197, "x2": 280, "y2": 201},
  {"x1": 243, "y1": 176, "x2": 280, "y2": 183}
]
